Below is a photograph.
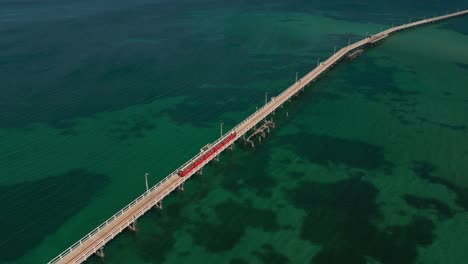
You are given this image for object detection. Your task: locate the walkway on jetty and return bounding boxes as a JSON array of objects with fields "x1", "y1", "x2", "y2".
[{"x1": 49, "y1": 10, "x2": 468, "y2": 264}]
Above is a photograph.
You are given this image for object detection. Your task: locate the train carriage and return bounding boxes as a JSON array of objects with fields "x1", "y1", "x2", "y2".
[{"x1": 178, "y1": 132, "x2": 236, "y2": 177}]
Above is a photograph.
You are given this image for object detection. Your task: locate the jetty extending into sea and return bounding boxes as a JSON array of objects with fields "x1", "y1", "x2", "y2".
[{"x1": 49, "y1": 10, "x2": 468, "y2": 264}]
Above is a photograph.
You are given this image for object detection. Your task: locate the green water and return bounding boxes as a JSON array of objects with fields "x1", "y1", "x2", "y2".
[{"x1": 1, "y1": 1, "x2": 468, "y2": 263}]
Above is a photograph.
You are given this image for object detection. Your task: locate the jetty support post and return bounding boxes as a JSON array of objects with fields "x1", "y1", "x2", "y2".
[
  {"x1": 156, "y1": 200, "x2": 163, "y2": 210},
  {"x1": 128, "y1": 220, "x2": 137, "y2": 232},
  {"x1": 96, "y1": 247, "x2": 105, "y2": 259}
]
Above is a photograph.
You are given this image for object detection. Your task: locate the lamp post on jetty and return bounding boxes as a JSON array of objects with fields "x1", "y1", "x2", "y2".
[
  {"x1": 265, "y1": 92, "x2": 268, "y2": 105},
  {"x1": 220, "y1": 122, "x2": 224, "y2": 137},
  {"x1": 144, "y1": 173, "x2": 149, "y2": 191}
]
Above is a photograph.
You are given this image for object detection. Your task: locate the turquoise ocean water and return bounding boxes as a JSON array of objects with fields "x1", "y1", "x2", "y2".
[{"x1": 1, "y1": 1, "x2": 468, "y2": 263}]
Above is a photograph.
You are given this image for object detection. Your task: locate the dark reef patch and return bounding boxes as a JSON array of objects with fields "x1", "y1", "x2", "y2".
[
  {"x1": 280, "y1": 132, "x2": 393, "y2": 172},
  {"x1": 417, "y1": 116, "x2": 466, "y2": 132},
  {"x1": 178, "y1": 250, "x2": 191, "y2": 257},
  {"x1": 253, "y1": 243, "x2": 289, "y2": 264},
  {"x1": 279, "y1": 18, "x2": 302, "y2": 23},
  {"x1": 388, "y1": 97, "x2": 418, "y2": 126},
  {"x1": 456, "y1": 63, "x2": 468, "y2": 70},
  {"x1": 339, "y1": 56, "x2": 420, "y2": 99},
  {"x1": 107, "y1": 115, "x2": 156, "y2": 141},
  {"x1": 230, "y1": 258, "x2": 249, "y2": 264},
  {"x1": 403, "y1": 194, "x2": 454, "y2": 220},
  {"x1": 290, "y1": 171, "x2": 305, "y2": 178},
  {"x1": 189, "y1": 200, "x2": 279, "y2": 252},
  {"x1": 50, "y1": 119, "x2": 79, "y2": 136},
  {"x1": 412, "y1": 161, "x2": 468, "y2": 211},
  {"x1": 0, "y1": 169, "x2": 109, "y2": 262},
  {"x1": 220, "y1": 144, "x2": 277, "y2": 197},
  {"x1": 287, "y1": 177, "x2": 435, "y2": 264}
]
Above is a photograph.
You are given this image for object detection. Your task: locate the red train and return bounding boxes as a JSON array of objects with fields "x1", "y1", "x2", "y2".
[{"x1": 178, "y1": 132, "x2": 237, "y2": 177}]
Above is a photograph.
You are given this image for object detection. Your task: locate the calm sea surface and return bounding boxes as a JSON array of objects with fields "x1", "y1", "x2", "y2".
[{"x1": 1, "y1": 1, "x2": 468, "y2": 263}]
